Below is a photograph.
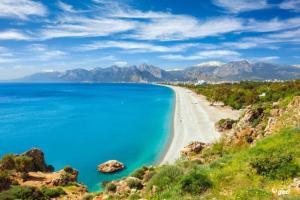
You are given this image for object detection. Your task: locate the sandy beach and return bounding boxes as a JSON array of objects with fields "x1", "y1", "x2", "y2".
[{"x1": 160, "y1": 85, "x2": 241, "y2": 164}]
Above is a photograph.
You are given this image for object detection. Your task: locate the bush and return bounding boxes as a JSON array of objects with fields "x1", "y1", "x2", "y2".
[
  {"x1": 63, "y1": 165, "x2": 74, "y2": 173},
  {"x1": 131, "y1": 166, "x2": 147, "y2": 180},
  {"x1": 1, "y1": 154, "x2": 16, "y2": 170},
  {"x1": 245, "y1": 135, "x2": 254, "y2": 143},
  {"x1": 0, "y1": 186, "x2": 45, "y2": 200},
  {"x1": 126, "y1": 178, "x2": 143, "y2": 190},
  {"x1": 250, "y1": 152, "x2": 299, "y2": 180},
  {"x1": 105, "y1": 183, "x2": 117, "y2": 192},
  {"x1": 14, "y1": 156, "x2": 34, "y2": 172},
  {"x1": 41, "y1": 186, "x2": 66, "y2": 198},
  {"x1": 47, "y1": 165, "x2": 54, "y2": 172},
  {"x1": 180, "y1": 168, "x2": 212, "y2": 195},
  {"x1": 147, "y1": 165, "x2": 183, "y2": 192},
  {"x1": 0, "y1": 171, "x2": 12, "y2": 192}
]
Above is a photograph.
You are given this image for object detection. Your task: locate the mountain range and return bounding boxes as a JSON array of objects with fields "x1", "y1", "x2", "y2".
[{"x1": 17, "y1": 60, "x2": 300, "y2": 83}]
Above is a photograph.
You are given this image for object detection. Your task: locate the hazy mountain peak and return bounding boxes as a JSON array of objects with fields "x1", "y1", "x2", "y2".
[{"x1": 16, "y1": 61, "x2": 300, "y2": 83}]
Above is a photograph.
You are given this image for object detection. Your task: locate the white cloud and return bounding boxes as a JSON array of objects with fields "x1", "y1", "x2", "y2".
[
  {"x1": 128, "y1": 16, "x2": 243, "y2": 41},
  {"x1": 57, "y1": 1, "x2": 75, "y2": 13},
  {"x1": 0, "y1": 0, "x2": 47, "y2": 20},
  {"x1": 0, "y1": 30, "x2": 31, "y2": 40},
  {"x1": 39, "y1": 15, "x2": 136, "y2": 40},
  {"x1": 245, "y1": 17, "x2": 300, "y2": 33},
  {"x1": 268, "y1": 28, "x2": 300, "y2": 39},
  {"x1": 0, "y1": 46, "x2": 18, "y2": 63},
  {"x1": 279, "y1": 0, "x2": 300, "y2": 12},
  {"x1": 27, "y1": 44, "x2": 67, "y2": 61},
  {"x1": 160, "y1": 54, "x2": 201, "y2": 61},
  {"x1": 77, "y1": 41, "x2": 197, "y2": 53},
  {"x1": 213, "y1": 0, "x2": 269, "y2": 13},
  {"x1": 222, "y1": 42, "x2": 257, "y2": 49},
  {"x1": 251, "y1": 56, "x2": 280, "y2": 62},
  {"x1": 160, "y1": 50, "x2": 240, "y2": 61}
]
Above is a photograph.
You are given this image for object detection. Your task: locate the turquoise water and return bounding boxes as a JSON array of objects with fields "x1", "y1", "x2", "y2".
[{"x1": 0, "y1": 83, "x2": 174, "y2": 191}]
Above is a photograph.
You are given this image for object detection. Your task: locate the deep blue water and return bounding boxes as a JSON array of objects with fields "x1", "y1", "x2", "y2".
[{"x1": 0, "y1": 83, "x2": 174, "y2": 191}]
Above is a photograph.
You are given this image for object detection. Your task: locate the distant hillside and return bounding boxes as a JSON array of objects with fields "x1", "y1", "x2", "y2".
[{"x1": 17, "y1": 61, "x2": 300, "y2": 82}]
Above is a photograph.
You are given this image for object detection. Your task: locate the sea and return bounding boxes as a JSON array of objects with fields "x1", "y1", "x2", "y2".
[{"x1": 0, "y1": 83, "x2": 174, "y2": 191}]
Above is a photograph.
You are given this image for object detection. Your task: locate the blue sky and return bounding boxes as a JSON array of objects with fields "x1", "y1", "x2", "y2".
[{"x1": 0, "y1": 0, "x2": 300, "y2": 79}]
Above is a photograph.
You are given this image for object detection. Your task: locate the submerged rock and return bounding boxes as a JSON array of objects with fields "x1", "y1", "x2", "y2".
[{"x1": 97, "y1": 160, "x2": 125, "y2": 173}]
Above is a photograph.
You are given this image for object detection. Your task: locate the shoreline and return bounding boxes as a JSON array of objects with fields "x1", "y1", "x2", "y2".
[
  {"x1": 159, "y1": 85, "x2": 241, "y2": 164},
  {"x1": 155, "y1": 85, "x2": 176, "y2": 165}
]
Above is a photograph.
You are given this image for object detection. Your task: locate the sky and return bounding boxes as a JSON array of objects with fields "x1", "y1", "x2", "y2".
[{"x1": 0, "y1": 0, "x2": 300, "y2": 80}]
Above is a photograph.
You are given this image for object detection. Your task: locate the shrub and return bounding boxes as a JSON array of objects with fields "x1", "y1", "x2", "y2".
[
  {"x1": 0, "y1": 186, "x2": 45, "y2": 200},
  {"x1": 0, "y1": 171, "x2": 12, "y2": 192},
  {"x1": 131, "y1": 167, "x2": 147, "y2": 180},
  {"x1": 147, "y1": 165, "x2": 183, "y2": 192},
  {"x1": 250, "y1": 152, "x2": 299, "y2": 180},
  {"x1": 245, "y1": 135, "x2": 254, "y2": 143},
  {"x1": 143, "y1": 170, "x2": 155, "y2": 182},
  {"x1": 47, "y1": 165, "x2": 54, "y2": 172},
  {"x1": 14, "y1": 156, "x2": 34, "y2": 172},
  {"x1": 20, "y1": 172, "x2": 29, "y2": 181},
  {"x1": 81, "y1": 193, "x2": 94, "y2": 200},
  {"x1": 63, "y1": 165, "x2": 74, "y2": 173},
  {"x1": 41, "y1": 186, "x2": 66, "y2": 198},
  {"x1": 1, "y1": 154, "x2": 16, "y2": 170},
  {"x1": 180, "y1": 168, "x2": 212, "y2": 195},
  {"x1": 105, "y1": 183, "x2": 117, "y2": 192},
  {"x1": 126, "y1": 178, "x2": 143, "y2": 190}
]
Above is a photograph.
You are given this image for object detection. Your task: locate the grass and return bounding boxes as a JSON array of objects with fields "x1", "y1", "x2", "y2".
[{"x1": 140, "y1": 128, "x2": 300, "y2": 199}]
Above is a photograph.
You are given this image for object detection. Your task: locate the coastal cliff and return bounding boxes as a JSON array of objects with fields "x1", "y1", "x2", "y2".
[{"x1": 0, "y1": 148, "x2": 87, "y2": 199}]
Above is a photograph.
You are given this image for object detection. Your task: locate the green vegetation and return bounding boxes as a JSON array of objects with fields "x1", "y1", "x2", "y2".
[
  {"x1": 186, "y1": 80, "x2": 300, "y2": 109},
  {"x1": 0, "y1": 171, "x2": 12, "y2": 192},
  {"x1": 40, "y1": 186, "x2": 66, "y2": 198},
  {"x1": 0, "y1": 185, "x2": 66, "y2": 200},
  {"x1": 131, "y1": 166, "x2": 148, "y2": 179},
  {"x1": 126, "y1": 178, "x2": 143, "y2": 190},
  {"x1": 250, "y1": 152, "x2": 299, "y2": 180},
  {"x1": 105, "y1": 183, "x2": 117, "y2": 192},
  {"x1": 180, "y1": 168, "x2": 212, "y2": 195},
  {"x1": 0, "y1": 154, "x2": 35, "y2": 173},
  {"x1": 140, "y1": 128, "x2": 300, "y2": 199}
]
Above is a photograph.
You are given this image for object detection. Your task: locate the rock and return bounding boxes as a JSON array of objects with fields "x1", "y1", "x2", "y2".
[
  {"x1": 235, "y1": 128, "x2": 257, "y2": 143},
  {"x1": 51, "y1": 168, "x2": 79, "y2": 186},
  {"x1": 21, "y1": 148, "x2": 53, "y2": 172},
  {"x1": 234, "y1": 106, "x2": 264, "y2": 132},
  {"x1": 243, "y1": 107, "x2": 264, "y2": 123},
  {"x1": 97, "y1": 160, "x2": 125, "y2": 173},
  {"x1": 215, "y1": 118, "x2": 236, "y2": 132},
  {"x1": 181, "y1": 142, "x2": 208, "y2": 157},
  {"x1": 270, "y1": 109, "x2": 280, "y2": 117}
]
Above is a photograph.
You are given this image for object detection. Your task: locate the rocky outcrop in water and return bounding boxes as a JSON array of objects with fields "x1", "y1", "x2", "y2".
[{"x1": 97, "y1": 160, "x2": 125, "y2": 173}]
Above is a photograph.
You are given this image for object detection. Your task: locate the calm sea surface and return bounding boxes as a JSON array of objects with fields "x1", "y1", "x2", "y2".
[{"x1": 0, "y1": 83, "x2": 174, "y2": 191}]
